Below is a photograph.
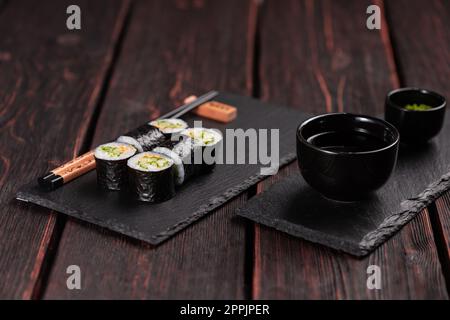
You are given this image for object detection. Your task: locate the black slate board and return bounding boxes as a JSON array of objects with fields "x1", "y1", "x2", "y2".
[
  {"x1": 16, "y1": 92, "x2": 308, "y2": 245},
  {"x1": 237, "y1": 111, "x2": 450, "y2": 256}
]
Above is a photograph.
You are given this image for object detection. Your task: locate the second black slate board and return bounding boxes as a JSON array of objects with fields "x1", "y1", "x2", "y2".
[
  {"x1": 16, "y1": 92, "x2": 308, "y2": 245},
  {"x1": 237, "y1": 111, "x2": 450, "y2": 256}
]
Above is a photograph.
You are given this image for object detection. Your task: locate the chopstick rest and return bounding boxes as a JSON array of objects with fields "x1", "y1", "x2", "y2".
[{"x1": 184, "y1": 95, "x2": 237, "y2": 123}]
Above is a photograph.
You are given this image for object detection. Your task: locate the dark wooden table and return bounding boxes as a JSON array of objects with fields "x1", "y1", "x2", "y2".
[{"x1": 1, "y1": 0, "x2": 449, "y2": 299}]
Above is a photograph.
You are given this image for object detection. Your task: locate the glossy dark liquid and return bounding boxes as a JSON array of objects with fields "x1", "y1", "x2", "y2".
[{"x1": 307, "y1": 131, "x2": 387, "y2": 152}]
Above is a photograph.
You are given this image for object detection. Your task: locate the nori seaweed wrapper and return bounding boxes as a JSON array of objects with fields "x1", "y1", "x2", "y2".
[
  {"x1": 150, "y1": 119, "x2": 188, "y2": 139},
  {"x1": 197, "y1": 145, "x2": 217, "y2": 174},
  {"x1": 123, "y1": 124, "x2": 168, "y2": 151},
  {"x1": 95, "y1": 158, "x2": 129, "y2": 191},
  {"x1": 164, "y1": 135, "x2": 219, "y2": 177},
  {"x1": 180, "y1": 128, "x2": 223, "y2": 176},
  {"x1": 161, "y1": 135, "x2": 197, "y2": 182},
  {"x1": 128, "y1": 165, "x2": 176, "y2": 203}
]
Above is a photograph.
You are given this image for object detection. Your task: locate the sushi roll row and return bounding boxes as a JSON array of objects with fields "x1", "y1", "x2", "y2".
[{"x1": 94, "y1": 120, "x2": 223, "y2": 203}]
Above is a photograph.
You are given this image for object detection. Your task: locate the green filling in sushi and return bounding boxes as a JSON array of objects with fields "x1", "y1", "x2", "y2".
[
  {"x1": 99, "y1": 145, "x2": 133, "y2": 158},
  {"x1": 183, "y1": 128, "x2": 221, "y2": 146},
  {"x1": 95, "y1": 142, "x2": 137, "y2": 161},
  {"x1": 150, "y1": 118, "x2": 188, "y2": 135},
  {"x1": 152, "y1": 119, "x2": 184, "y2": 129},
  {"x1": 137, "y1": 154, "x2": 171, "y2": 170}
]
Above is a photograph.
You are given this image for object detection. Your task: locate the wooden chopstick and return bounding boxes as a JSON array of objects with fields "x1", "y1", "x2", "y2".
[{"x1": 165, "y1": 91, "x2": 218, "y2": 119}]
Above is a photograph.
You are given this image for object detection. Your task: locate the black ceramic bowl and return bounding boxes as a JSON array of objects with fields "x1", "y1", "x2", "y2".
[
  {"x1": 385, "y1": 88, "x2": 446, "y2": 144},
  {"x1": 297, "y1": 113, "x2": 400, "y2": 201}
]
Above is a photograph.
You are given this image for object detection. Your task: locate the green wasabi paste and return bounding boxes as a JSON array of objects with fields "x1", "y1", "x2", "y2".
[{"x1": 404, "y1": 103, "x2": 433, "y2": 111}]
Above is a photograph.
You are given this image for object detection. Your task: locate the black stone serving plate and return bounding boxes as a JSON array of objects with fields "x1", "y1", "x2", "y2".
[
  {"x1": 16, "y1": 92, "x2": 307, "y2": 245},
  {"x1": 238, "y1": 111, "x2": 450, "y2": 256}
]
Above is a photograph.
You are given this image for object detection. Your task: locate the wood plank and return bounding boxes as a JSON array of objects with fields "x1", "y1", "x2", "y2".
[
  {"x1": 386, "y1": 0, "x2": 450, "y2": 280},
  {"x1": 43, "y1": 0, "x2": 257, "y2": 299},
  {"x1": 0, "y1": 0, "x2": 130, "y2": 299},
  {"x1": 435, "y1": 194, "x2": 450, "y2": 275},
  {"x1": 254, "y1": 0, "x2": 448, "y2": 299},
  {"x1": 386, "y1": 0, "x2": 450, "y2": 94}
]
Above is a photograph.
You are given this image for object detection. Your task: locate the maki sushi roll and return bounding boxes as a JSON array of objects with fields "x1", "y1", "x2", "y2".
[
  {"x1": 127, "y1": 152, "x2": 176, "y2": 203},
  {"x1": 116, "y1": 124, "x2": 167, "y2": 152},
  {"x1": 149, "y1": 118, "x2": 188, "y2": 137},
  {"x1": 153, "y1": 135, "x2": 198, "y2": 186},
  {"x1": 181, "y1": 128, "x2": 223, "y2": 174},
  {"x1": 94, "y1": 142, "x2": 137, "y2": 190}
]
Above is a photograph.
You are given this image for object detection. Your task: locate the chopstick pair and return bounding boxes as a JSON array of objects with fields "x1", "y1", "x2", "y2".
[
  {"x1": 38, "y1": 91, "x2": 219, "y2": 191},
  {"x1": 160, "y1": 91, "x2": 218, "y2": 119}
]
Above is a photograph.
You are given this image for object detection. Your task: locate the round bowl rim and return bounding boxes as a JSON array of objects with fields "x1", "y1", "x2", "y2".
[
  {"x1": 297, "y1": 113, "x2": 400, "y2": 156},
  {"x1": 386, "y1": 87, "x2": 446, "y2": 113}
]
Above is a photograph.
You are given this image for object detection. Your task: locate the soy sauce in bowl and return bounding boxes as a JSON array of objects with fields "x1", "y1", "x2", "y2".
[{"x1": 307, "y1": 130, "x2": 388, "y2": 153}]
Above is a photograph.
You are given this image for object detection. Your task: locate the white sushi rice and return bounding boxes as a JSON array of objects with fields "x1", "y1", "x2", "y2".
[
  {"x1": 149, "y1": 118, "x2": 188, "y2": 134},
  {"x1": 127, "y1": 152, "x2": 174, "y2": 172},
  {"x1": 94, "y1": 142, "x2": 137, "y2": 161},
  {"x1": 116, "y1": 136, "x2": 144, "y2": 153},
  {"x1": 172, "y1": 136, "x2": 196, "y2": 158},
  {"x1": 153, "y1": 147, "x2": 184, "y2": 185},
  {"x1": 181, "y1": 128, "x2": 223, "y2": 147}
]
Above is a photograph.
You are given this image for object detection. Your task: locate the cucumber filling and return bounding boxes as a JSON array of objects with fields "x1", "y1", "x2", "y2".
[
  {"x1": 152, "y1": 119, "x2": 185, "y2": 130},
  {"x1": 100, "y1": 145, "x2": 131, "y2": 158},
  {"x1": 185, "y1": 129, "x2": 216, "y2": 145},
  {"x1": 137, "y1": 155, "x2": 170, "y2": 170}
]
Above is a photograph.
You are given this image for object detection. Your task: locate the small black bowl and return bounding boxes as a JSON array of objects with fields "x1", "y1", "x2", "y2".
[
  {"x1": 297, "y1": 113, "x2": 399, "y2": 201},
  {"x1": 385, "y1": 88, "x2": 446, "y2": 145}
]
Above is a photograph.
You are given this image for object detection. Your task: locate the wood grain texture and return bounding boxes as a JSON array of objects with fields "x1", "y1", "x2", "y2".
[
  {"x1": 0, "y1": 0, "x2": 130, "y2": 299},
  {"x1": 435, "y1": 194, "x2": 450, "y2": 270},
  {"x1": 258, "y1": 0, "x2": 399, "y2": 113},
  {"x1": 43, "y1": 0, "x2": 258, "y2": 299},
  {"x1": 386, "y1": 0, "x2": 450, "y2": 94},
  {"x1": 386, "y1": 0, "x2": 450, "y2": 280},
  {"x1": 0, "y1": 0, "x2": 6, "y2": 12},
  {"x1": 254, "y1": 0, "x2": 448, "y2": 299}
]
